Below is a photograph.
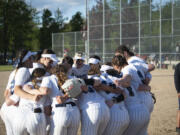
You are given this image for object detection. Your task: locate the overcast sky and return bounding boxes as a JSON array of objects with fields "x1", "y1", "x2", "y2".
[{"x1": 26, "y1": 0, "x2": 86, "y2": 22}]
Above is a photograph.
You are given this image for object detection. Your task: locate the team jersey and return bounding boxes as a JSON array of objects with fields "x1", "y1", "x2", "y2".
[
  {"x1": 71, "y1": 64, "x2": 90, "y2": 79},
  {"x1": 40, "y1": 75, "x2": 74, "y2": 109},
  {"x1": 15, "y1": 67, "x2": 31, "y2": 86},
  {"x1": 121, "y1": 64, "x2": 142, "y2": 91},
  {"x1": 19, "y1": 81, "x2": 48, "y2": 108},
  {"x1": 29, "y1": 62, "x2": 45, "y2": 74},
  {"x1": 9, "y1": 67, "x2": 31, "y2": 103},
  {"x1": 6, "y1": 70, "x2": 16, "y2": 92},
  {"x1": 76, "y1": 75, "x2": 105, "y2": 109},
  {"x1": 128, "y1": 56, "x2": 152, "y2": 79}
]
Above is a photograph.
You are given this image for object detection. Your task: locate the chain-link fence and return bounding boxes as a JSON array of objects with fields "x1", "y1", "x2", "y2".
[
  {"x1": 52, "y1": 0, "x2": 180, "y2": 68},
  {"x1": 52, "y1": 31, "x2": 87, "y2": 58}
]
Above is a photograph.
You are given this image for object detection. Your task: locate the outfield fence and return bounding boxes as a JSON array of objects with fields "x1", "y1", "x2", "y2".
[{"x1": 52, "y1": 0, "x2": 180, "y2": 68}]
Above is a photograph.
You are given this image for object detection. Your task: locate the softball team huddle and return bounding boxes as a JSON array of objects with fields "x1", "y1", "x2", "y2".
[{"x1": 0, "y1": 45, "x2": 155, "y2": 135}]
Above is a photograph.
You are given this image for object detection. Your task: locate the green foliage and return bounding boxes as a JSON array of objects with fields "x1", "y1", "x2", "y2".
[
  {"x1": 0, "y1": 0, "x2": 40, "y2": 64},
  {"x1": 69, "y1": 12, "x2": 84, "y2": 31}
]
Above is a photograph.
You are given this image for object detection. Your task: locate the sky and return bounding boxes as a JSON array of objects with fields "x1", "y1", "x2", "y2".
[
  {"x1": 25, "y1": 0, "x2": 86, "y2": 22},
  {"x1": 25, "y1": 0, "x2": 171, "y2": 22}
]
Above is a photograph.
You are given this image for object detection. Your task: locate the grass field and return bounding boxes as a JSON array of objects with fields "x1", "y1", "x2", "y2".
[{"x1": 0, "y1": 65, "x2": 13, "y2": 71}]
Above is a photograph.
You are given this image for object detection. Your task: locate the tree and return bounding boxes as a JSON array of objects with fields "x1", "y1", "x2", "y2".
[
  {"x1": 55, "y1": 8, "x2": 67, "y2": 30},
  {"x1": 69, "y1": 12, "x2": 84, "y2": 32},
  {"x1": 0, "y1": 0, "x2": 37, "y2": 64},
  {"x1": 39, "y1": 8, "x2": 67, "y2": 49}
]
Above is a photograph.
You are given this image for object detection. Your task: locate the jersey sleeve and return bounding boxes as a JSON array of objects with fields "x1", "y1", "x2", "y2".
[
  {"x1": 6, "y1": 70, "x2": 15, "y2": 90},
  {"x1": 41, "y1": 77, "x2": 51, "y2": 88},
  {"x1": 122, "y1": 66, "x2": 131, "y2": 77},
  {"x1": 9, "y1": 94, "x2": 20, "y2": 103},
  {"x1": 15, "y1": 68, "x2": 30, "y2": 86}
]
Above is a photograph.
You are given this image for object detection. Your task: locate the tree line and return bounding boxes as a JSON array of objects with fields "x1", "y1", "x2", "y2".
[{"x1": 0, "y1": 0, "x2": 84, "y2": 64}]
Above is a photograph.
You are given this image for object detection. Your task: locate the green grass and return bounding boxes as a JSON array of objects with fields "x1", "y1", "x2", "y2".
[{"x1": 0, "y1": 65, "x2": 13, "y2": 71}]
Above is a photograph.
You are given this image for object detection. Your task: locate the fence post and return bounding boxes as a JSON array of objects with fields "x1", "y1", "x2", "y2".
[
  {"x1": 103, "y1": 0, "x2": 105, "y2": 63},
  {"x1": 120, "y1": 0, "x2": 122, "y2": 45},
  {"x1": 52, "y1": 33, "x2": 54, "y2": 50},
  {"x1": 159, "y1": 0, "x2": 162, "y2": 69},
  {"x1": 87, "y1": 0, "x2": 90, "y2": 61},
  {"x1": 62, "y1": 33, "x2": 64, "y2": 57},
  {"x1": 138, "y1": 0, "x2": 141, "y2": 56},
  {"x1": 75, "y1": 32, "x2": 77, "y2": 55}
]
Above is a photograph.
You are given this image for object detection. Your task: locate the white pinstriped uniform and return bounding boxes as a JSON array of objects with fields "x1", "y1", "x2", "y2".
[
  {"x1": 12, "y1": 67, "x2": 47, "y2": 135},
  {"x1": 0, "y1": 70, "x2": 17, "y2": 135},
  {"x1": 128, "y1": 56, "x2": 154, "y2": 113},
  {"x1": 98, "y1": 73, "x2": 130, "y2": 135},
  {"x1": 71, "y1": 64, "x2": 90, "y2": 79},
  {"x1": 1, "y1": 68, "x2": 31, "y2": 135},
  {"x1": 121, "y1": 65, "x2": 150, "y2": 135},
  {"x1": 76, "y1": 75, "x2": 110, "y2": 135},
  {"x1": 13, "y1": 81, "x2": 47, "y2": 135},
  {"x1": 41, "y1": 75, "x2": 80, "y2": 135}
]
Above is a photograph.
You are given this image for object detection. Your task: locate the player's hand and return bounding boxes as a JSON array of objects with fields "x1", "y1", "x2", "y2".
[
  {"x1": 93, "y1": 80, "x2": 101, "y2": 87},
  {"x1": 112, "y1": 87, "x2": 123, "y2": 94},
  {"x1": 105, "y1": 100, "x2": 114, "y2": 108},
  {"x1": 146, "y1": 85, "x2": 151, "y2": 91},
  {"x1": 144, "y1": 77, "x2": 151, "y2": 85},
  {"x1": 33, "y1": 94, "x2": 42, "y2": 102},
  {"x1": 81, "y1": 85, "x2": 88, "y2": 92},
  {"x1": 56, "y1": 94, "x2": 68, "y2": 104},
  {"x1": 14, "y1": 101, "x2": 19, "y2": 106},
  {"x1": 114, "y1": 79, "x2": 122, "y2": 87}
]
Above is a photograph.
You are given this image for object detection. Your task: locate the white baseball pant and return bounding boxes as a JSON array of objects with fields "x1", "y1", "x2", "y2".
[
  {"x1": 81, "y1": 102, "x2": 110, "y2": 135},
  {"x1": 50, "y1": 105, "x2": 80, "y2": 135},
  {"x1": 103, "y1": 103, "x2": 129, "y2": 135}
]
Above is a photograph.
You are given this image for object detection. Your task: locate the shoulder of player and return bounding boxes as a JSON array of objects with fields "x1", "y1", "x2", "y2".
[
  {"x1": 128, "y1": 56, "x2": 145, "y2": 64},
  {"x1": 17, "y1": 67, "x2": 29, "y2": 73}
]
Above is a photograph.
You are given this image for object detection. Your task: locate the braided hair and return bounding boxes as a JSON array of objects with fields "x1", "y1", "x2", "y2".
[{"x1": 50, "y1": 64, "x2": 68, "y2": 88}]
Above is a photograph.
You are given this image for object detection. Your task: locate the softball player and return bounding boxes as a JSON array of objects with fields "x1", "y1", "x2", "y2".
[
  {"x1": 14, "y1": 68, "x2": 47, "y2": 135},
  {"x1": 12, "y1": 50, "x2": 44, "y2": 135},
  {"x1": 88, "y1": 57, "x2": 129, "y2": 135},
  {"x1": 75, "y1": 57, "x2": 110, "y2": 135},
  {"x1": 112, "y1": 55, "x2": 150, "y2": 135},
  {"x1": 174, "y1": 63, "x2": 180, "y2": 132},
  {"x1": 71, "y1": 52, "x2": 90, "y2": 79},
  {"x1": 1, "y1": 50, "x2": 38, "y2": 135},
  {"x1": 115, "y1": 45, "x2": 154, "y2": 113},
  {"x1": 40, "y1": 64, "x2": 80, "y2": 135},
  {"x1": 101, "y1": 73, "x2": 130, "y2": 135},
  {"x1": 0, "y1": 69, "x2": 19, "y2": 135}
]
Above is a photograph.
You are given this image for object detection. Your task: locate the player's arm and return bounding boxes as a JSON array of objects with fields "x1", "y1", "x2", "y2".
[
  {"x1": 138, "y1": 84, "x2": 151, "y2": 91},
  {"x1": 5, "y1": 94, "x2": 19, "y2": 106},
  {"x1": 4, "y1": 89, "x2": 11, "y2": 99},
  {"x1": 115, "y1": 74, "x2": 131, "y2": 88},
  {"x1": 148, "y1": 64, "x2": 155, "y2": 72},
  {"x1": 56, "y1": 93, "x2": 69, "y2": 104},
  {"x1": 94, "y1": 84, "x2": 124, "y2": 94},
  {"x1": 14, "y1": 85, "x2": 40, "y2": 101},
  {"x1": 23, "y1": 84, "x2": 46, "y2": 95}
]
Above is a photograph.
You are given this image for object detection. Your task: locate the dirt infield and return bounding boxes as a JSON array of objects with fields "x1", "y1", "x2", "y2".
[{"x1": 0, "y1": 69, "x2": 178, "y2": 135}]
